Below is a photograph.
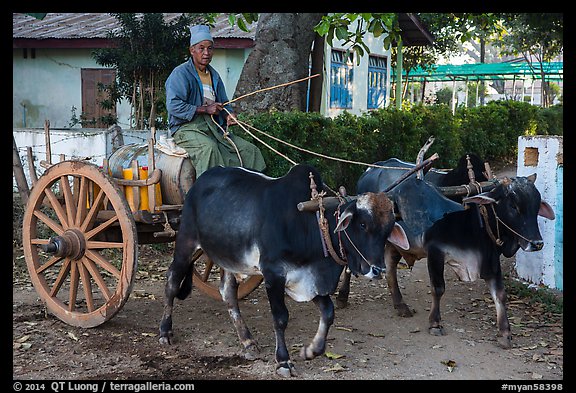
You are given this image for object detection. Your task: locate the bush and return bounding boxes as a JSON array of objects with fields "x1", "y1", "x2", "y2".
[{"x1": 236, "y1": 102, "x2": 562, "y2": 193}]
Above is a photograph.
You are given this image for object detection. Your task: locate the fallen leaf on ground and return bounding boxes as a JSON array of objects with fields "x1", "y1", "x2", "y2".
[
  {"x1": 325, "y1": 351, "x2": 345, "y2": 360},
  {"x1": 15, "y1": 335, "x2": 30, "y2": 343}
]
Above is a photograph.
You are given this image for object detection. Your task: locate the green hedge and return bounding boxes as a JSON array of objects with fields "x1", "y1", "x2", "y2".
[{"x1": 235, "y1": 101, "x2": 562, "y2": 193}]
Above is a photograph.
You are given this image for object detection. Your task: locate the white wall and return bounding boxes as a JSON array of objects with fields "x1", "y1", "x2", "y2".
[
  {"x1": 13, "y1": 47, "x2": 252, "y2": 131},
  {"x1": 210, "y1": 48, "x2": 252, "y2": 98},
  {"x1": 12, "y1": 48, "x2": 132, "y2": 129},
  {"x1": 515, "y1": 136, "x2": 563, "y2": 290},
  {"x1": 13, "y1": 128, "x2": 151, "y2": 191}
]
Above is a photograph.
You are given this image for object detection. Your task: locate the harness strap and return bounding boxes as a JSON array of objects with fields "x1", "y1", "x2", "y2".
[
  {"x1": 479, "y1": 203, "x2": 535, "y2": 247},
  {"x1": 479, "y1": 204, "x2": 504, "y2": 246},
  {"x1": 317, "y1": 194, "x2": 348, "y2": 266}
]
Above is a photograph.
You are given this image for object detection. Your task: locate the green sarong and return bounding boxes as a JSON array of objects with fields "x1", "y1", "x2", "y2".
[{"x1": 173, "y1": 115, "x2": 266, "y2": 178}]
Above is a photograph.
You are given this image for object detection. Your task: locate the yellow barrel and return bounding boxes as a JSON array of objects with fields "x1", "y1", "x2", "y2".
[
  {"x1": 108, "y1": 144, "x2": 196, "y2": 205},
  {"x1": 139, "y1": 166, "x2": 163, "y2": 209},
  {"x1": 122, "y1": 168, "x2": 138, "y2": 212},
  {"x1": 121, "y1": 166, "x2": 163, "y2": 212}
]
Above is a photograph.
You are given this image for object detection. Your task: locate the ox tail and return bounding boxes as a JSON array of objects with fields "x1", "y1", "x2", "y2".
[{"x1": 176, "y1": 267, "x2": 194, "y2": 300}]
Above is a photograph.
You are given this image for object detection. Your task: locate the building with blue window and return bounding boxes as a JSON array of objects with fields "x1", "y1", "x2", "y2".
[
  {"x1": 13, "y1": 13, "x2": 433, "y2": 128},
  {"x1": 322, "y1": 13, "x2": 433, "y2": 117}
]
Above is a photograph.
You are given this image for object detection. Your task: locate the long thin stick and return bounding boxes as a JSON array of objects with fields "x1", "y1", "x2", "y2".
[
  {"x1": 224, "y1": 74, "x2": 320, "y2": 106},
  {"x1": 383, "y1": 153, "x2": 439, "y2": 193}
]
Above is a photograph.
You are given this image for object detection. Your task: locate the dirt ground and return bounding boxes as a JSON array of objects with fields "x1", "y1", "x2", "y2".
[
  {"x1": 12, "y1": 246, "x2": 563, "y2": 382},
  {"x1": 12, "y1": 163, "x2": 564, "y2": 383}
]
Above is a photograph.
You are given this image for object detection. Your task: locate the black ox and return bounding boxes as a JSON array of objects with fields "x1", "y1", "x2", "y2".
[
  {"x1": 338, "y1": 158, "x2": 555, "y2": 348},
  {"x1": 158, "y1": 164, "x2": 408, "y2": 377}
]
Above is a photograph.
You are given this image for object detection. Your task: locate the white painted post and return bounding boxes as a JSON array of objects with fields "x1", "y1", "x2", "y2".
[{"x1": 515, "y1": 136, "x2": 563, "y2": 290}]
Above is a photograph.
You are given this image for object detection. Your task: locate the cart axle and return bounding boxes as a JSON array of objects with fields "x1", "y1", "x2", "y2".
[{"x1": 40, "y1": 229, "x2": 86, "y2": 260}]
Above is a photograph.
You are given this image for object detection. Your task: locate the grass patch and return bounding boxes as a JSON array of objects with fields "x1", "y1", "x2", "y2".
[{"x1": 505, "y1": 277, "x2": 563, "y2": 315}]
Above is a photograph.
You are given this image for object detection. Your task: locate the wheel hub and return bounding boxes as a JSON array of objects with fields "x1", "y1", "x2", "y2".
[{"x1": 41, "y1": 229, "x2": 86, "y2": 260}]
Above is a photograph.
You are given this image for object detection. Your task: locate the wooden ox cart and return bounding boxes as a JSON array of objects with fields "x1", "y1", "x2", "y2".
[{"x1": 20, "y1": 127, "x2": 262, "y2": 328}]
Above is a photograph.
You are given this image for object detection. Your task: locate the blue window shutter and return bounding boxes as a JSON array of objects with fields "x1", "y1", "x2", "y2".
[
  {"x1": 368, "y1": 55, "x2": 387, "y2": 109},
  {"x1": 330, "y1": 50, "x2": 353, "y2": 109}
]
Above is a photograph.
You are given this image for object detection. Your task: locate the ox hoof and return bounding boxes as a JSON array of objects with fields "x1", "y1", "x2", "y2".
[
  {"x1": 395, "y1": 304, "x2": 414, "y2": 317},
  {"x1": 158, "y1": 335, "x2": 172, "y2": 345},
  {"x1": 335, "y1": 298, "x2": 349, "y2": 309},
  {"x1": 241, "y1": 343, "x2": 261, "y2": 361},
  {"x1": 428, "y1": 326, "x2": 445, "y2": 336},
  {"x1": 276, "y1": 361, "x2": 298, "y2": 378},
  {"x1": 299, "y1": 345, "x2": 323, "y2": 360},
  {"x1": 497, "y1": 336, "x2": 512, "y2": 349}
]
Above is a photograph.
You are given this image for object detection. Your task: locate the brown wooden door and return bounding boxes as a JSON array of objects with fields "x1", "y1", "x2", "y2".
[{"x1": 81, "y1": 69, "x2": 116, "y2": 128}]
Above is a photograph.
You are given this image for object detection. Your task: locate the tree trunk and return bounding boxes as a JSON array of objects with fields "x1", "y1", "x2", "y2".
[
  {"x1": 233, "y1": 13, "x2": 324, "y2": 114},
  {"x1": 308, "y1": 34, "x2": 325, "y2": 112}
]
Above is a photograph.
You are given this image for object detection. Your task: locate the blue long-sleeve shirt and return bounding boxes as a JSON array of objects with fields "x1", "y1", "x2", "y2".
[{"x1": 165, "y1": 58, "x2": 233, "y2": 135}]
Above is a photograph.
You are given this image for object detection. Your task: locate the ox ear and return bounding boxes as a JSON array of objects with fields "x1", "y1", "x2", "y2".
[
  {"x1": 462, "y1": 193, "x2": 496, "y2": 205},
  {"x1": 527, "y1": 173, "x2": 537, "y2": 184},
  {"x1": 388, "y1": 223, "x2": 410, "y2": 250},
  {"x1": 334, "y1": 209, "x2": 354, "y2": 233},
  {"x1": 539, "y1": 200, "x2": 555, "y2": 220}
]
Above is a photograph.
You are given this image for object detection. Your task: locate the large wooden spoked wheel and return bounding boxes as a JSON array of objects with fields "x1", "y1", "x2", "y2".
[
  {"x1": 191, "y1": 249, "x2": 263, "y2": 301},
  {"x1": 22, "y1": 161, "x2": 138, "y2": 328}
]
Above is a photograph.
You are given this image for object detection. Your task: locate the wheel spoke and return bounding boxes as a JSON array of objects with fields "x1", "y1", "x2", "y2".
[
  {"x1": 60, "y1": 175, "x2": 77, "y2": 228},
  {"x1": 31, "y1": 238, "x2": 50, "y2": 245},
  {"x1": 68, "y1": 261, "x2": 80, "y2": 311},
  {"x1": 44, "y1": 186, "x2": 69, "y2": 230},
  {"x1": 36, "y1": 254, "x2": 64, "y2": 274},
  {"x1": 82, "y1": 257, "x2": 113, "y2": 301},
  {"x1": 80, "y1": 187, "x2": 106, "y2": 232},
  {"x1": 49, "y1": 259, "x2": 71, "y2": 297},
  {"x1": 33, "y1": 210, "x2": 64, "y2": 236},
  {"x1": 86, "y1": 240, "x2": 124, "y2": 249},
  {"x1": 78, "y1": 259, "x2": 95, "y2": 312},
  {"x1": 85, "y1": 249, "x2": 121, "y2": 279},
  {"x1": 75, "y1": 177, "x2": 89, "y2": 227},
  {"x1": 201, "y1": 258, "x2": 214, "y2": 282},
  {"x1": 84, "y1": 215, "x2": 119, "y2": 241}
]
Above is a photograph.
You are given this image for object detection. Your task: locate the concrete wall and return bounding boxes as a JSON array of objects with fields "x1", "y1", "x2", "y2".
[
  {"x1": 13, "y1": 127, "x2": 157, "y2": 190},
  {"x1": 515, "y1": 135, "x2": 563, "y2": 290},
  {"x1": 13, "y1": 47, "x2": 250, "y2": 130},
  {"x1": 12, "y1": 48, "x2": 133, "y2": 129}
]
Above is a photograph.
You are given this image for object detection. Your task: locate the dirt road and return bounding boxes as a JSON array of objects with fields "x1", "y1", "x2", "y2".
[{"x1": 13, "y1": 243, "x2": 563, "y2": 382}]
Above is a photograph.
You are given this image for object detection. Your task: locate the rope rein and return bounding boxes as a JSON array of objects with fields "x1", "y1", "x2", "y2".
[
  {"x1": 479, "y1": 203, "x2": 534, "y2": 246},
  {"x1": 215, "y1": 73, "x2": 415, "y2": 172},
  {"x1": 232, "y1": 114, "x2": 414, "y2": 171}
]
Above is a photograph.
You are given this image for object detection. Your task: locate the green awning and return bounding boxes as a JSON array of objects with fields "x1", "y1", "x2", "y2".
[{"x1": 394, "y1": 61, "x2": 563, "y2": 82}]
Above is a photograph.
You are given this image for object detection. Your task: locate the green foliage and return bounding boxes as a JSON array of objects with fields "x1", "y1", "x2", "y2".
[
  {"x1": 236, "y1": 102, "x2": 562, "y2": 193},
  {"x1": 435, "y1": 87, "x2": 453, "y2": 106}
]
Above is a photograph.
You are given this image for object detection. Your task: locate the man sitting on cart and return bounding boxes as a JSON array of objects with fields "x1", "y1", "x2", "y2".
[{"x1": 163, "y1": 24, "x2": 266, "y2": 178}]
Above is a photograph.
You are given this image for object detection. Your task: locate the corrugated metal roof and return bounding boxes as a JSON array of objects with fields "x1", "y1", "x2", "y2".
[{"x1": 13, "y1": 13, "x2": 256, "y2": 40}]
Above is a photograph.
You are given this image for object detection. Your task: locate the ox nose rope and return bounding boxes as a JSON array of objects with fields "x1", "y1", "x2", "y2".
[{"x1": 479, "y1": 204, "x2": 534, "y2": 246}]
